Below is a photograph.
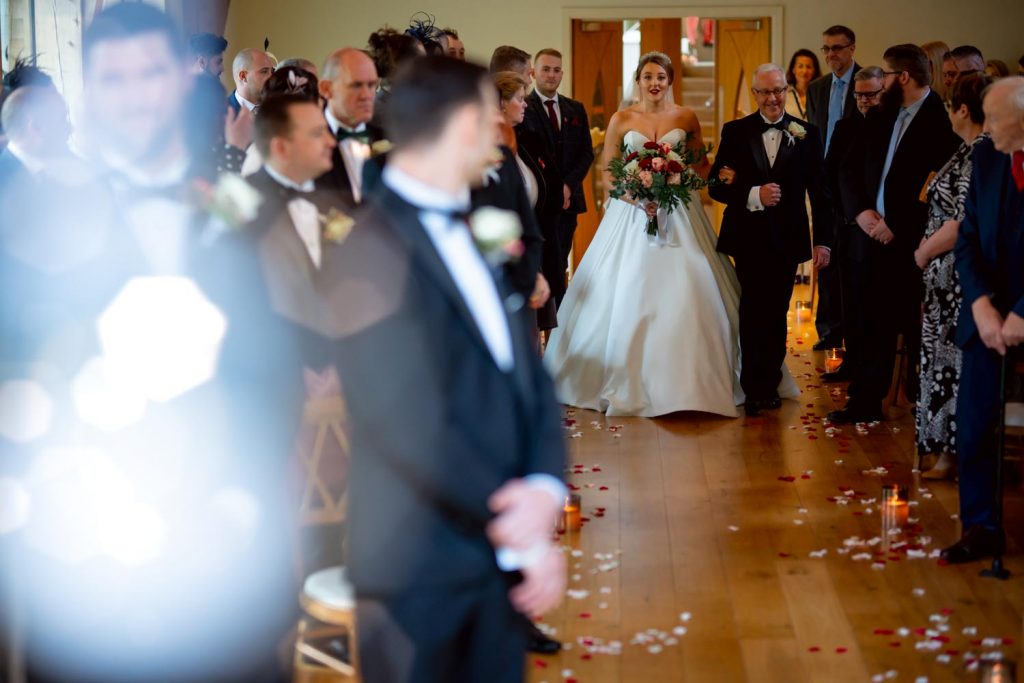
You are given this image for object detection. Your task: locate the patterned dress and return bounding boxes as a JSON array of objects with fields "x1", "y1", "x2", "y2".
[{"x1": 915, "y1": 133, "x2": 988, "y2": 454}]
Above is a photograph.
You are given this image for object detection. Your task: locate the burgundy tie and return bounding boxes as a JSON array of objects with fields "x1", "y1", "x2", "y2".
[
  {"x1": 1013, "y1": 150, "x2": 1024, "y2": 192},
  {"x1": 544, "y1": 99, "x2": 560, "y2": 133}
]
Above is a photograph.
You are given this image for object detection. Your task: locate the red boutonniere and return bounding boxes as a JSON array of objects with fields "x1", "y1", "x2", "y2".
[{"x1": 539, "y1": 158, "x2": 546, "y2": 169}]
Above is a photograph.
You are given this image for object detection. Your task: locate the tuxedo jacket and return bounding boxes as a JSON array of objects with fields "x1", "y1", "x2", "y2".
[
  {"x1": 954, "y1": 137, "x2": 1024, "y2": 348},
  {"x1": 515, "y1": 123, "x2": 560, "y2": 220},
  {"x1": 844, "y1": 91, "x2": 961, "y2": 266},
  {"x1": 523, "y1": 91, "x2": 595, "y2": 214},
  {"x1": 314, "y1": 121, "x2": 386, "y2": 198},
  {"x1": 805, "y1": 63, "x2": 861, "y2": 151},
  {"x1": 324, "y1": 183, "x2": 566, "y2": 595},
  {"x1": 709, "y1": 112, "x2": 832, "y2": 265}
]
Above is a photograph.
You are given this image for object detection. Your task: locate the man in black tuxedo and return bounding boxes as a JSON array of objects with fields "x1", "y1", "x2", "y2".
[
  {"x1": 322, "y1": 56, "x2": 566, "y2": 682},
  {"x1": 805, "y1": 24, "x2": 860, "y2": 351},
  {"x1": 710, "y1": 64, "x2": 833, "y2": 415},
  {"x1": 822, "y1": 66, "x2": 884, "y2": 382},
  {"x1": 315, "y1": 48, "x2": 384, "y2": 203},
  {"x1": 529, "y1": 48, "x2": 594, "y2": 304},
  {"x1": 829, "y1": 44, "x2": 961, "y2": 424},
  {"x1": 940, "y1": 76, "x2": 1024, "y2": 563},
  {"x1": 227, "y1": 47, "x2": 273, "y2": 114}
]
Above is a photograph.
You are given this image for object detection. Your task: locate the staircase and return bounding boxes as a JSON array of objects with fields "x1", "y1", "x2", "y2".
[{"x1": 680, "y1": 61, "x2": 716, "y2": 148}]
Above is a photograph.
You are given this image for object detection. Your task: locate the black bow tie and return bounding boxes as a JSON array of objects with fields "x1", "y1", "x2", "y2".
[
  {"x1": 336, "y1": 128, "x2": 369, "y2": 144},
  {"x1": 762, "y1": 120, "x2": 787, "y2": 133}
]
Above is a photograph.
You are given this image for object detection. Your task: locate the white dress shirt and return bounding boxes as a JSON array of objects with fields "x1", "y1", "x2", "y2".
[
  {"x1": 325, "y1": 107, "x2": 371, "y2": 202},
  {"x1": 383, "y1": 165, "x2": 566, "y2": 568},
  {"x1": 235, "y1": 91, "x2": 258, "y2": 112},
  {"x1": 540, "y1": 93, "x2": 561, "y2": 132},
  {"x1": 263, "y1": 164, "x2": 322, "y2": 268},
  {"x1": 747, "y1": 113, "x2": 786, "y2": 212}
]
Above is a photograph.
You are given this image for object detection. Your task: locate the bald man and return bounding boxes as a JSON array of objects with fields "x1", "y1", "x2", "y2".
[
  {"x1": 315, "y1": 48, "x2": 383, "y2": 202},
  {"x1": 228, "y1": 47, "x2": 274, "y2": 113}
]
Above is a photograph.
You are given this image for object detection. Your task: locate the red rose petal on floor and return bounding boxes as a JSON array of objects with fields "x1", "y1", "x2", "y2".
[
  {"x1": 778, "y1": 552, "x2": 791, "y2": 558},
  {"x1": 889, "y1": 642, "x2": 901, "y2": 648},
  {"x1": 599, "y1": 486, "x2": 609, "y2": 491},
  {"x1": 852, "y1": 511, "x2": 864, "y2": 516},
  {"x1": 801, "y1": 474, "x2": 811, "y2": 479},
  {"x1": 566, "y1": 679, "x2": 578, "y2": 683},
  {"x1": 580, "y1": 517, "x2": 591, "y2": 522},
  {"x1": 873, "y1": 629, "x2": 895, "y2": 636},
  {"x1": 808, "y1": 646, "x2": 821, "y2": 653},
  {"x1": 534, "y1": 659, "x2": 548, "y2": 668},
  {"x1": 930, "y1": 635, "x2": 951, "y2": 643},
  {"x1": 971, "y1": 639, "x2": 983, "y2": 646},
  {"x1": 596, "y1": 507, "x2": 606, "y2": 512},
  {"x1": 937, "y1": 558, "x2": 950, "y2": 566},
  {"x1": 579, "y1": 612, "x2": 591, "y2": 619},
  {"x1": 913, "y1": 628, "x2": 928, "y2": 636},
  {"x1": 592, "y1": 467, "x2": 602, "y2": 472},
  {"x1": 835, "y1": 647, "x2": 848, "y2": 654},
  {"x1": 778, "y1": 476, "x2": 796, "y2": 482},
  {"x1": 945, "y1": 650, "x2": 961, "y2": 656},
  {"x1": 1003, "y1": 638, "x2": 1015, "y2": 645},
  {"x1": 808, "y1": 435, "x2": 819, "y2": 440},
  {"x1": 581, "y1": 653, "x2": 592, "y2": 660},
  {"x1": 940, "y1": 607, "x2": 954, "y2": 615}
]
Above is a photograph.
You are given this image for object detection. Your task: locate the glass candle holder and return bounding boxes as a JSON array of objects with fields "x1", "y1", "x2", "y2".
[
  {"x1": 795, "y1": 300, "x2": 813, "y2": 323},
  {"x1": 561, "y1": 493, "x2": 582, "y2": 532},
  {"x1": 980, "y1": 660, "x2": 1016, "y2": 683},
  {"x1": 825, "y1": 348, "x2": 844, "y2": 373}
]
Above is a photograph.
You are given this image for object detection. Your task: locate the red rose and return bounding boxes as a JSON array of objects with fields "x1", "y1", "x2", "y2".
[
  {"x1": 638, "y1": 157, "x2": 654, "y2": 170},
  {"x1": 643, "y1": 141, "x2": 661, "y2": 150},
  {"x1": 667, "y1": 160, "x2": 684, "y2": 173},
  {"x1": 625, "y1": 152, "x2": 638, "y2": 162}
]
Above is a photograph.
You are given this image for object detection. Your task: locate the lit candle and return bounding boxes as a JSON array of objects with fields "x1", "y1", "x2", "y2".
[
  {"x1": 563, "y1": 493, "x2": 582, "y2": 532},
  {"x1": 825, "y1": 348, "x2": 843, "y2": 373},
  {"x1": 980, "y1": 660, "x2": 1017, "y2": 683},
  {"x1": 795, "y1": 300, "x2": 813, "y2": 322}
]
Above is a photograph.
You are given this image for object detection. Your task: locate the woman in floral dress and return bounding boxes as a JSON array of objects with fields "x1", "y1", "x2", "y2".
[{"x1": 915, "y1": 73, "x2": 991, "y2": 479}]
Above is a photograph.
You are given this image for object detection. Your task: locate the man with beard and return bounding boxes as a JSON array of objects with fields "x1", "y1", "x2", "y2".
[{"x1": 829, "y1": 45, "x2": 960, "y2": 424}]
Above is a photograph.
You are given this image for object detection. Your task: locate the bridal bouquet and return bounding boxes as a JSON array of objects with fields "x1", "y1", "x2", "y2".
[{"x1": 607, "y1": 140, "x2": 710, "y2": 237}]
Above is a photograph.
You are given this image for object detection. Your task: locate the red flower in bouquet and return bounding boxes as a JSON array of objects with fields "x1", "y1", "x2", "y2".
[{"x1": 606, "y1": 135, "x2": 711, "y2": 236}]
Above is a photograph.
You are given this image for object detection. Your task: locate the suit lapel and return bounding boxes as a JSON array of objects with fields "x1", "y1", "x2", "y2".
[
  {"x1": 842, "y1": 63, "x2": 860, "y2": 118},
  {"x1": 772, "y1": 115, "x2": 797, "y2": 176},
  {"x1": 376, "y1": 186, "x2": 498, "y2": 364},
  {"x1": 747, "y1": 115, "x2": 771, "y2": 179}
]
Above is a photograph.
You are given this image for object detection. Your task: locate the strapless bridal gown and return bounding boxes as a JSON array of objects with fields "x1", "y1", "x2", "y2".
[{"x1": 544, "y1": 128, "x2": 799, "y2": 417}]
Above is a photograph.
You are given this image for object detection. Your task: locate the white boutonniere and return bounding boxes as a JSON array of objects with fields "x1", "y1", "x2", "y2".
[
  {"x1": 370, "y1": 139, "x2": 393, "y2": 157},
  {"x1": 320, "y1": 207, "x2": 355, "y2": 244},
  {"x1": 783, "y1": 121, "x2": 808, "y2": 147},
  {"x1": 195, "y1": 173, "x2": 263, "y2": 228},
  {"x1": 469, "y1": 207, "x2": 524, "y2": 265}
]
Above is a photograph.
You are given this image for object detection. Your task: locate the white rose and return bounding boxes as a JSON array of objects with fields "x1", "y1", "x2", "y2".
[
  {"x1": 667, "y1": 152, "x2": 682, "y2": 163},
  {"x1": 213, "y1": 173, "x2": 262, "y2": 223},
  {"x1": 470, "y1": 207, "x2": 522, "y2": 247},
  {"x1": 624, "y1": 160, "x2": 640, "y2": 173}
]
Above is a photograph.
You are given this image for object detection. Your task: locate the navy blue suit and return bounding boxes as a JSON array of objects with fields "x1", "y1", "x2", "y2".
[{"x1": 953, "y1": 137, "x2": 1024, "y2": 530}]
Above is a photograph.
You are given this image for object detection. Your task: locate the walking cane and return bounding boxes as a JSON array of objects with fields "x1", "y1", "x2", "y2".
[{"x1": 981, "y1": 350, "x2": 1011, "y2": 580}]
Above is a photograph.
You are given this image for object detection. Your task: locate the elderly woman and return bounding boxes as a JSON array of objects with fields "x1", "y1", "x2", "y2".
[{"x1": 915, "y1": 72, "x2": 992, "y2": 480}]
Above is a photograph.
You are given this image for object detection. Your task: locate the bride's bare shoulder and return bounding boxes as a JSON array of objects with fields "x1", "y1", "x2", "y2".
[{"x1": 670, "y1": 105, "x2": 702, "y2": 132}]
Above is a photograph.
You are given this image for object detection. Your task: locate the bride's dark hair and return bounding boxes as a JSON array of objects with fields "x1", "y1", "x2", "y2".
[{"x1": 634, "y1": 51, "x2": 674, "y2": 84}]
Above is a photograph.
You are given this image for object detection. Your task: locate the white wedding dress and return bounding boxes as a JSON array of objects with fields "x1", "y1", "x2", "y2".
[{"x1": 544, "y1": 128, "x2": 799, "y2": 417}]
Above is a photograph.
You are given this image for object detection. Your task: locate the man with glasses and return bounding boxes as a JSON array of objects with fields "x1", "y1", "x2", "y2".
[
  {"x1": 806, "y1": 25, "x2": 860, "y2": 353},
  {"x1": 821, "y1": 66, "x2": 883, "y2": 382},
  {"x1": 710, "y1": 64, "x2": 833, "y2": 416},
  {"x1": 829, "y1": 44, "x2": 960, "y2": 424}
]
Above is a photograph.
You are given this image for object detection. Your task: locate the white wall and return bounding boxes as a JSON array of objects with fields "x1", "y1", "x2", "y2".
[{"x1": 224, "y1": 0, "x2": 1023, "y2": 88}]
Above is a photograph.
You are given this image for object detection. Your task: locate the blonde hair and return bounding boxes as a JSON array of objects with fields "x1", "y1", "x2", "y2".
[
  {"x1": 920, "y1": 40, "x2": 951, "y2": 97},
  {"x1": 493, "y1": 70, "x2": 527, "y2": 102}
]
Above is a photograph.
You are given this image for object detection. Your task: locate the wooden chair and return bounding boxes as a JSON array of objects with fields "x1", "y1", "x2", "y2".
[{"x1": 291, "y1": 368, "x2": 359, "y2": 682}]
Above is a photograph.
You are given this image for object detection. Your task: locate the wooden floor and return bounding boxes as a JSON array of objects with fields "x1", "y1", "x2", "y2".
[{"x1": 526, "y1": 287, "x2": 1024, "y2": 683}]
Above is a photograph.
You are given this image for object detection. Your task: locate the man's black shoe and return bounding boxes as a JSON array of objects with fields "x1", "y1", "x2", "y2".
[
  {"x1": 762, "y1": 396, "x2": 782, "y2": 409},
  {"x1": 826, "y1": 407, "x2": 883, "y2": 424},
  {"x1": 526, "y1": 623, "x2": 562, "y2": 655},
  {"x1": 940, "y1": 527, "x2": 1005, "y2": 564},
  {"x1": 744, "y1": 399, "x2": 762, "y2": 416},
  {"x1": 821, "y1": 366, "x2": 852, "y2": 382}
]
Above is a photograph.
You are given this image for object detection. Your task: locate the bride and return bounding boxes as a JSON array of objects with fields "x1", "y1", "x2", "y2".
[{"x1": 544, "y1": 52, "x2": 798, "y2": 417}]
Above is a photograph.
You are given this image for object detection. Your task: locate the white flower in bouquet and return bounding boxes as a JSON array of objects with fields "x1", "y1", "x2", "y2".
[
  {"x1": 624, "y1": 159, "x2": 640, "y2": 174},
  {"x1": 469, "y1": 207, "x2": 524, "y2": 265}
]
